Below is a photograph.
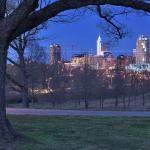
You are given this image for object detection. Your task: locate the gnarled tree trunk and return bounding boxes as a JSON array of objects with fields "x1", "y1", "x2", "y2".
[{"x1": 0, "y1": 38, "x2": 18, "y2": 138}]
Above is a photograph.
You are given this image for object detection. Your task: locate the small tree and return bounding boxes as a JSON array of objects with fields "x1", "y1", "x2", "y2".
[{"x1": 8, "y1": 28, "x2": 45, "y2": 107}]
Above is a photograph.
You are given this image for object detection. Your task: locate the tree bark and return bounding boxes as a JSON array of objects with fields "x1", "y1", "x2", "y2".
[
  {"x1": 19, "y1": 53, "x2": 29, "y2": 108},
  {"x1": 127, "y1": 95, "x2": 131, "y2": 108},
  {"x1": 115, "y1": 95, "x2": 118, "y2": 107},
  {"x1": 0, "y1": 38, "x2": 18, "y2": 138},
  {"x1": 0, "y1": 0, "x2": 6, "y2": 19},
  {"x1": 99, "y1": 96, "x2": 104, "y2": 109},
  {"x1": 123, "y1": 95, "x2": 126, "y2": 110}
]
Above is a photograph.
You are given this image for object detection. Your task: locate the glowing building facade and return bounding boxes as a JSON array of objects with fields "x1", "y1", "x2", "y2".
[
  {"x1": 97, "y1": 35, "x2": 103, "y2": 56},
  {"x1": 50, "y1": 44, "x2": 61, "y2": 65},
  {"x1": 133, "y1": 35, "x2": 149, "y2": 64}
]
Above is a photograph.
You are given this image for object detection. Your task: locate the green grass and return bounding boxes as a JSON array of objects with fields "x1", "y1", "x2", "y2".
[{"x1": 1, "y1": 116, "x2": 150, "y2": 150}]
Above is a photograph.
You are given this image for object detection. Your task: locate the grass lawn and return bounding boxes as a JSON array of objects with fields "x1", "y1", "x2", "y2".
[{"x1": 1, "y1": 116, "x2": 150, "y2": 150}]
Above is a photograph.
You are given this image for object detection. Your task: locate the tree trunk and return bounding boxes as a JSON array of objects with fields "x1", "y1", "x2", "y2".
[
  {"x1": 84, "y1": 90, "x2": 89, "y2": 109},
  {"x1": 85, "y1": 100, "x2": 89, "y2": 109},
  {"x1": 82, "y1": 84, "x2": 88, "y2": 109},
  {"x1": 134, "y1": 89, "x2": 137, "y2": 108},
  {"x1": 142, "y1": 80, "x2": 145, "y2": 106},
  {"x1": 115, "y1": 95, "x2": 118, "y2": 107},
  {"x1": 123, "y1": 95, "x2": 126, "y2": 110},
  {"x1": 101, "y1": 97, "x2": 104, "y2": 110},
  {"x1": 0, "y1": 39, "x2": 18, "y2": 138},
  {"x1": 99, "y1": 96, "x2": 102, "y2": 109},
  {"x1": 31, "y1": 82, "x2": 35, "y2": 104},
  {"x1": 99, "y1": 96, "x2": 104, "y2": 109},
  {"x1": 84, "y1": 93, "x2": 89, "y2": 109},
  {"x1": 19, "y1": 53, "x2": 29, "y2": 108},
  {"x1": 29, "y1": 60, "x2": 35, "y2": 104},
  {"x1": 142, "y1": 90, "x2": 145, "y2": 106},
  {"x1": 127, "y1": 95, "x2": 131, "y2": 108}
]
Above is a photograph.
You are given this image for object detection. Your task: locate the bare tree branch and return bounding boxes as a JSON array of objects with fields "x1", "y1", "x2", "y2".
[
  {"x1": 10, "y1": 0, "x2": 150, "y2": 40},
  {"x1": 6, "y1": 73, "x2": 23, "y2": 89},
  {"x1": 96, "y1": 5, "x2": 123, "y2": 38},
  {"x1": 7, "y1": 57, "x2": 21, "y2": 68}
]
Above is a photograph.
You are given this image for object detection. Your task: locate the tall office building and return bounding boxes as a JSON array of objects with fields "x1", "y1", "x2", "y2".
[
  {"x1": 50, "y1": 44, "x2": 61, "y2": 65},
  {"x1": 133, "y1": 35, "x2": 149, "y2": 64},
  {"x1": 97, "y1": 35, "x2": 104, "y2": 56}
]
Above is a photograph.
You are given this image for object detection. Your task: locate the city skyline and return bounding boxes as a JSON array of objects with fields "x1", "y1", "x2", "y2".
[
  {"x1": 8, "y1": 13, "x2": 150, "y2": 61},
  {"x1": 41, "y1": 12, "x2": 150, "y2": 57},
  {"x1": 50, "y1": 34, "x2": 150, "y2": 62},
  {"x1": 49, "y1": 34, "x2": 150, "y2": 72}
]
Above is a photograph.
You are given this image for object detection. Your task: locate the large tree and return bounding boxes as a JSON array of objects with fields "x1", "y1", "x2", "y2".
[{"x1": 0, "y1": 0, "x2": 150, "y2": 138}]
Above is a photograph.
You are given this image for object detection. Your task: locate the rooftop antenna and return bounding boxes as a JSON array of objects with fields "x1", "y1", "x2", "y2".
[
  {"x1": 63, "y1": 48, "x2": 67, "y2": 61},
  {"x1": 71, "y1": 44, "x2": 74, "y2": 59}
]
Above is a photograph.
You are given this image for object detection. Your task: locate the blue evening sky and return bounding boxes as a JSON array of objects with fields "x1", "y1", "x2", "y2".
[
  {"x1": 40, "y1": 11, "x2": 150, "y2": 60},
  {"x1": 8, "y1": 8, "x2": 150, "y2": 61}
]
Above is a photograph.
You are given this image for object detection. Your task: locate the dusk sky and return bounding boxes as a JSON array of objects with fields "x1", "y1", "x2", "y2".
[
  {"x1": 8, "y1": 9, "x2": 150, "y2": 61},
  {"x1": 40, "y1": 10, "x2": 150, "y2": 60}
]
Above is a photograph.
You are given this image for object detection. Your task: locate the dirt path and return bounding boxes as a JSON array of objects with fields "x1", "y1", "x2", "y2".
[{"x1": 6, "y1": 108, "x2": 150, "y2": 117}]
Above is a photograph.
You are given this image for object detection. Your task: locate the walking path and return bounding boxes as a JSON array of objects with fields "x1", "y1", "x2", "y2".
[{"x1": 6, "y1": 108, "x2": 150, "y2": 117}]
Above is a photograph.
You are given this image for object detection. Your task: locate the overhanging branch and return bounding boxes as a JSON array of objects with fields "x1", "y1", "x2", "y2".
[
  {"x1": 96, "y1": 5, "x2": 123, "y2": 38},
  {"x1": 11, "y1": 0, "x2": 150, "y2": 40},
  {"x1": 7, "y1": 57, "x2": 21, "y2": 68}
]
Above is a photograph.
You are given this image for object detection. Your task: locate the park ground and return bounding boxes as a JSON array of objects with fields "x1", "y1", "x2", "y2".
[
  {"x1": 7, "y1": 93, "x2": 150, "y2": 111},
  {"x1": 1, "y1": 116, "x2": 150, "y2": 150}
]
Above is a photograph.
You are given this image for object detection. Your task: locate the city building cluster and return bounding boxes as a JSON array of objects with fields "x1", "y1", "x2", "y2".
[{"x1": 50, "y1": 34, "x2": 150, "y2": 73}]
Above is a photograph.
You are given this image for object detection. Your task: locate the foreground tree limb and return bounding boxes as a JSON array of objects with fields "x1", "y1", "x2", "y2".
[
  {"x1": 11, "y1": 0, "x2": 150, "y2": 39},
  {"x1": 7, "y1": 57, "x2": 21, "y2": 68},
  {"x1": 0, "y1": 0, "x2": 6, "y2": 19},
  {"x1": 0, "y1": 38, "x2": 19, "y2": 138}
]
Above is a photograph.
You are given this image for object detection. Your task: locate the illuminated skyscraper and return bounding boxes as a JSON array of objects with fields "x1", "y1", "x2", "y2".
[
  {"x1": 97, "y1": 35, "x2": 103, "y2": 56},
  {"x1": 133, "y1": 35, "x2": 149, "y2": 64},
  {"x1": 50, "y1": 44, "x2": 61, "y2": 65}
]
